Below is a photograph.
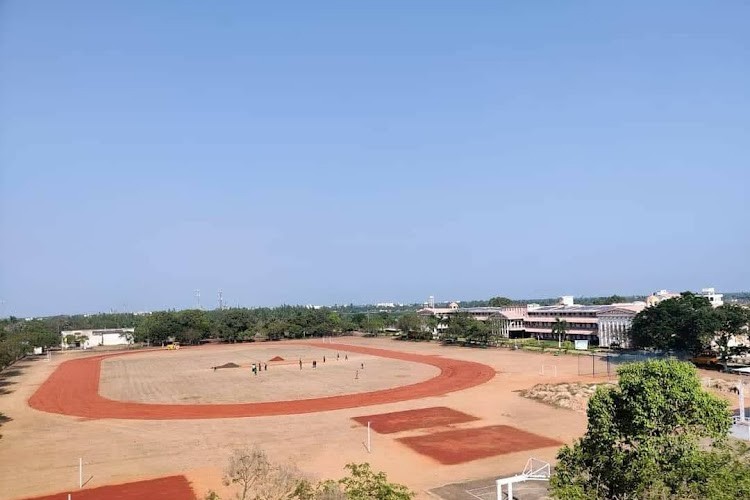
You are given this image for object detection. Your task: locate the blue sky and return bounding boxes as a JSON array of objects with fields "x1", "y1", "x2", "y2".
[{"x1": 1, "y1": 1, "x2": 748, "y2": 316}]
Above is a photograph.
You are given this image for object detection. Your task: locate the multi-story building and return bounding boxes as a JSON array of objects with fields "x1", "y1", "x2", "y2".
[
  {"x1": 646, "y1": 287, "x2": 723, "y2": 308},
  {"x1": 525, "y1": 302, "x2": 609, "y2": 342},
  {"x1": 418, "y1": 288, "x2": 722, "y2": 347},
  {"x1": 417, "y1": 302, "x2": 525, "y2": 340},
  {"x1": 646, "y1": 289, "x2": 681, "y2": 307},
  {"x1": 597, "y1": 304, "x2": 646, "y2": 348},
  {"x1": 701, "y1": 287, "x2": 724, "y2": 307}
]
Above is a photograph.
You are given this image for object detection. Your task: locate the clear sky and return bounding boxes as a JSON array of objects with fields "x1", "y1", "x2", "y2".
[{"x1": 1, "y1": 1, "x2": 748, "y2": 317}]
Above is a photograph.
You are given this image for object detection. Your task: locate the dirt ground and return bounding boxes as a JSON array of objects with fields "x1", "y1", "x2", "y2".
[
  {"x1": 99, "y1": 345, "x2": 439, "y2": 404},
  {"x1": 0, "y1": 338, "x2": 624, "y2": 500}
]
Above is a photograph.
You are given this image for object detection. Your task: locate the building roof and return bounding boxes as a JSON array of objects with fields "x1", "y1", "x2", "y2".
[
  {"x1": 418, "y1": 306, "x2": 526, "y2": 320},
  {"x1": 529, "y1": 304, "x2": 615, "y2": 314},
  {"x1": 526, "y1": 316, "x2": 599, "y2": 324},
  {"x1": 465, "y1": 308, "x2": 526, "y2": 320},
  {"x1": 598, "y1": 303, "x2": 647, "y2": 315},
  {"x1": 417, "y1": 307, "x2": 455, "y2": 315}
]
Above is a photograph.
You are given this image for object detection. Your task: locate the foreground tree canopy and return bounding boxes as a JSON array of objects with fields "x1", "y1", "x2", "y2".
[
  {"x1": 214, "y1": 448, "x2": 412, "y2": 500},
  {"x1": 631, "y1": 293, "x2": 750, "y2": 357},
  {"x1": 550, "y1": 359, "x2": 750, "y2": 499}
]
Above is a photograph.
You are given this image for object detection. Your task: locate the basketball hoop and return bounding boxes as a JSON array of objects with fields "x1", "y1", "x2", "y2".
[{"x1": 495, "y1": 457, "x2": 551, "y2": 499}]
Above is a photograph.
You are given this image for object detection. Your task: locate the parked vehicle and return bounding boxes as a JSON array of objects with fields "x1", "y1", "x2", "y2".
[{"x1": 690, "y1": 352, "x2": 719, "y2": 367}]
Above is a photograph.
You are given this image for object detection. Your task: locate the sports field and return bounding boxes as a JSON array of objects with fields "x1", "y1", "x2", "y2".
[
  {"x1": 98, "y1": 345, "x2": 440, "y2": 404},
  {"x1": 0, "y1": 337, "x2": 597, "y2": 499}
]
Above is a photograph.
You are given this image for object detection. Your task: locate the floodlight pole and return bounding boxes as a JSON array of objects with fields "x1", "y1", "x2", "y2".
[{"x1": 367, "y1": 422, "x2": 371, "y2": 453}]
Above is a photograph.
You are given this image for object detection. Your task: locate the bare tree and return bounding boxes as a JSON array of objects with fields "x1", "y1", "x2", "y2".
[
  {"x1": 223, "y1": 447, "x2": 317, "y2": 500},
  {"x1": 223, "y1": 447, "x2": 273, "y2": 500},
  {"x1": 255, "y1": 462, "x2": 307, "y2": 500}
]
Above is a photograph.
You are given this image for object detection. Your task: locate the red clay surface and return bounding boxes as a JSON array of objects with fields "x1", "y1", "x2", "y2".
[
  {"x1": 28, "y1": 343, "x2": 495, "y2": 420},
  {"x1": 18, "y1": 475, "x2": 195, "y2": 500},
  {"x1": 353, "y1": 406, "x2": 479, "y2": 434},
  {"x1": 397, "y1": 425, "x2": 562, "y2": 465},
  {"x1": 268, "y1": 355, "x2": 285, "y2": 361}
]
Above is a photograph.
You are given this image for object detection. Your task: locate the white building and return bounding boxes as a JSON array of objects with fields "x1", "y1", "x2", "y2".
[
  {"x1": 417, "y1": 303, "x2": 526, "y2": 341},
  {"x1": 61, "y1": 328, "x2": 134, "y2": 349},
  {"x1": 701, "y1": 287, "x2": 724, "y2": 307},
  {"x1": 647, "y1": 287, "x2": 724, "y2": 308},
  {"x1": 597, "y1": 304, "x2": 646, "y2": 348}
]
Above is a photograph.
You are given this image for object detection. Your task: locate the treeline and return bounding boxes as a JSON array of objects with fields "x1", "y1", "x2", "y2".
[
  {"x1": 0, "y1": 318, "x2": 60, "y2": 369},
  {"x1": 0, "y1": 307, "x2": 405, "y2": 367},
  {"x1": 136, "y1": 307, "x2": 401, "y2": 346}
]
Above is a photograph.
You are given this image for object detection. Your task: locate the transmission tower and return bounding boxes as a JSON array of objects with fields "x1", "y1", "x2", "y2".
[
  {"x1": 194, "y1": 289, "x2": 201, "y2": 310},
  {"x1": 218, "y1": 290, "x2": 224, "y2": 310}
]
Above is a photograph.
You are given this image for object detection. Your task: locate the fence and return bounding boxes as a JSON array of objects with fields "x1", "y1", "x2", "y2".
[{"x1": 578, "y1": 351, "x2": 668, "y2": 377}]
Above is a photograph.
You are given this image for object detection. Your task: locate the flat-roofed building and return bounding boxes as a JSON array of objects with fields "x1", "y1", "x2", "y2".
[
  {"x1": 417, "y1": 303, "x2": 525, "y2": 340},
  {"x1": 61, "y1": 328, "x2": 134, "y2": 349},
  {"x1": 524, "y1": 298, "x2": 647, "y2": 346},
  {"x1": 597, "y1": 303, "x2": 646, "y2": 348},
  {"x1": 647, "y1": 287, "x2": 724, "y2": 308},
  {"x1": 524, "y1": 303, "x2": 608, "y2": 341}
]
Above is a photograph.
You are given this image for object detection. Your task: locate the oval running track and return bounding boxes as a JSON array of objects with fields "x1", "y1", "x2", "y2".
[{"x1": 28, "y1": 342, "x2": 496, "y2": 419}]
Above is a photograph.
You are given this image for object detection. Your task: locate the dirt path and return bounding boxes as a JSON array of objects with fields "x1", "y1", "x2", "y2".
[{"x1": 28, "y1": 342, "x2": 496, "y2": 419}]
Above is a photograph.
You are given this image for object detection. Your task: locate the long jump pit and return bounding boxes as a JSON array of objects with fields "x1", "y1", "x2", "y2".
[{"x1": 28, "y1": 342, "x2": 496, "y2": 419}]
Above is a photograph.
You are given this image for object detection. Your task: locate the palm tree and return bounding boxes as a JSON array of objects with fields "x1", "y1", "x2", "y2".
[{"x1": 552, "y1": 318, "x2": 569, "y2": 349}]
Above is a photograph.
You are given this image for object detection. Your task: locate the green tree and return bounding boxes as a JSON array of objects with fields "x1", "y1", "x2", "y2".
[
  {"x1": 466, "y1": 317, "x2": 489, "y2": 345},
  {"x1": 424, "y1": 315, "x2": 439, "y2": 340},
  {"x1": 631, "y1": 293, "x2": 719, "y2": 355},
  {"x1": 590, "y1": 295, "x2": 628, "y2": 305},
  {"x1": 135, "y1": 311, "x2": 179, "y2": 345},
  {"x1": 488, "y1": 296, "x2": 514, "y2": 307},
  {"x1": 550, "y1": 359, "x2": 748, "y2": 499},
  {"x1": 714, "y1": 304, "x2": 750, "y2": 371},
  {"x1": 442, "y1": 313, "x2": 489, "y2": 345},
  {"x1": 337, "y1": 463, "x2": 413, "y2": 500},
  {"x1": 551, "y1": 318, "x2": 568, "y2": 349},
  {"x1": 443, "y1": 312, "x2": 470, "y2": 342},
  {"x1": 175, "y1": 309, "x2": 210, "y2": 344},
  {"x1": 265, "y1": 320, "x2": 289, "y2": 341},
  {"x1": 397, "y1": 313, "x2": 424, "y2": 339}
]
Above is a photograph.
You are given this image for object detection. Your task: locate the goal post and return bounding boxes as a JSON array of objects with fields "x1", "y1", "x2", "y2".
[{"x1": 539, "y1": 364, "x2": 557, "y2": 377}]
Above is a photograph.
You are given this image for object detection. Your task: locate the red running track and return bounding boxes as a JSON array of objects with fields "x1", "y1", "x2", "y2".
[
  {"x1": 18, "y1": 475, "x2": 195, "y2": 500},
  {"x1": 28, "y1": 342, "x2": 496, "y2": 419}
]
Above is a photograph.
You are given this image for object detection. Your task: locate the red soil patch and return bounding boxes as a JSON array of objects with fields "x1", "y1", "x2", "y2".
[
  {"x1": 397, "y1": 425, "x2": 562, "y2": 465},
  {"x1": 28, "y1": 343, "x2": 495, "y2": 420},
  {"x1": 18, "y1": 475, "x2": 195, "y2": 500},
  {"x1": 353, "y1": 407, "x2": 479, "y2": 434},
  {"x1": 268, "y1": 356, "x2": 285, "y2": 361}
]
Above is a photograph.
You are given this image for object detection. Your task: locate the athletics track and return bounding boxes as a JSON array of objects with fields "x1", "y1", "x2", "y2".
[{"x1": 28, "y1": 342, "x2": 496, "y2": 419}]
